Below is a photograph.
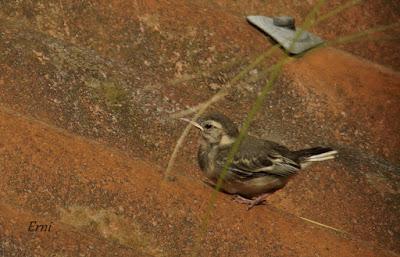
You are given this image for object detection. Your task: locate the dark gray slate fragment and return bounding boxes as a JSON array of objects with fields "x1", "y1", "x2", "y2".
[{"x1": 247, "y1": 15, "x2": 324, "y2": 54}]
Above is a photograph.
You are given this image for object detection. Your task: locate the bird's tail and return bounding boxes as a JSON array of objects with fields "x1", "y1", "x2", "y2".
[{"x1": 293, "y1": 147, "x2": 338, "y2": 168}]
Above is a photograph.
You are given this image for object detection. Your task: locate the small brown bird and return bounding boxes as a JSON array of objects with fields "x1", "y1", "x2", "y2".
[{"x1": 181, "y1": 112, "x2": 337, "y2": 209}]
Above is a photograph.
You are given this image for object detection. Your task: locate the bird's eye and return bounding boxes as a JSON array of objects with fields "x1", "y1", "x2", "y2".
[{"x1": 204, "y1": 124, "x2": 213, "y2": 129}]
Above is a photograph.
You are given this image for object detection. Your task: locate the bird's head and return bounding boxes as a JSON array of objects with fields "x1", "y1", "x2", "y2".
[{"x1": 181, "y1": 113, "x2": 239, "y2": 146}]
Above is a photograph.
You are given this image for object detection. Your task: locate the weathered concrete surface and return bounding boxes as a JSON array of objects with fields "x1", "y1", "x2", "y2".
[
  {"x1": 0, "y1": 0, "x2": 399, "y2": 256},
  {"x1": 0, "y1": 106, "x2": 396, "y2": 257},
  {"x1": 214, "y1": 0, "x2": 400, "y2": 69},
  {"x1": 285, "y1": 48, "x2": 400, "y2": 162}
]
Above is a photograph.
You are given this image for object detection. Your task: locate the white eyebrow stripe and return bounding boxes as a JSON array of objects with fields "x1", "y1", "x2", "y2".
[{"x1": 208, "y1": 120, "x2": 222, "y2": 129}]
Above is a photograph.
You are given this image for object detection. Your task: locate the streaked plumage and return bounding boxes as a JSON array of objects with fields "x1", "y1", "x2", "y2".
[{"x1": 182, "y1": 112, "x2": 337, "y2": 209}]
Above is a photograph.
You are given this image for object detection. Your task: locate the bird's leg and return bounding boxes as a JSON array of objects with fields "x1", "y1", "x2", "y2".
[
  {"x1": 202, "y1": 178, "x2": 217, "y2": 188},
  {"x1": 232, "y1": 195, "x2": 254, "y2": 204},
  {"x1": 247, "y1": 193, "x2": 269, "y2": 210},
  {"x1": 233, "y1": 193, "x2": 269, "y2": 210}
]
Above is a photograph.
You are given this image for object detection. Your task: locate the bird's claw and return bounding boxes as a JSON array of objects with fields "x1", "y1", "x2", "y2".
[{"x1": 232, "y1": 194, "x2": 268, "y2": 210}]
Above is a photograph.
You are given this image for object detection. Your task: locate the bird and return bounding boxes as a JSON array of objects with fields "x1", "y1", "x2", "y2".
[{"x1": 181, "y1": 112, "x2": 338, "y2": 210}]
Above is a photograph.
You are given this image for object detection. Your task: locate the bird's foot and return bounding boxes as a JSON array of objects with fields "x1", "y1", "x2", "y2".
[
  {"x1": 232, "y1": 195, "x2": 254, "y2": 204},
  {"x1": 233, "y1": 194, "x2": 268, "y2": 210}
]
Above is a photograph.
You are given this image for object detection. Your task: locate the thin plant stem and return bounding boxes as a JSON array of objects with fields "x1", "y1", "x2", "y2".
[
  {"x1": 163, "y1": 0, "x2": 396, "y2": 254},
  {"x1": 164, "y1": 89, "x2": 228, "y2": 180},
  {"x1": 191, "y1": 1, "x2": 329, "y2": 255},
  {"x1": 164, "y1": 46, "x2": 280, "y2": 180},
  {"x1": 316, "y1": 0, "x2": 363, "y2": 24},
  {"x1": 170, "y1": 45, "x2": 280, "y2": 119}
]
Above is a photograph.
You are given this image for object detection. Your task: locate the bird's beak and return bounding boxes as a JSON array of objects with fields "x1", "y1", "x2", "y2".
[{"x1": 179, "y1": 118, "x2": 204, "y2": 131}]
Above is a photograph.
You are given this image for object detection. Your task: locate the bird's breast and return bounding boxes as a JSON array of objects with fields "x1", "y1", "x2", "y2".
[{"x1": 197, "y1": 144, "x2": 219, "y2": 179}]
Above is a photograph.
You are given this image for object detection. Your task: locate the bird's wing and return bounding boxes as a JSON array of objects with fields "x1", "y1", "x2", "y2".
[
  {"x1": 216, "y1": 150, "x2": 300, "y2": 179},
  {"x1": 252, "y1": 152, "x2": 301, "y2": 176}
]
